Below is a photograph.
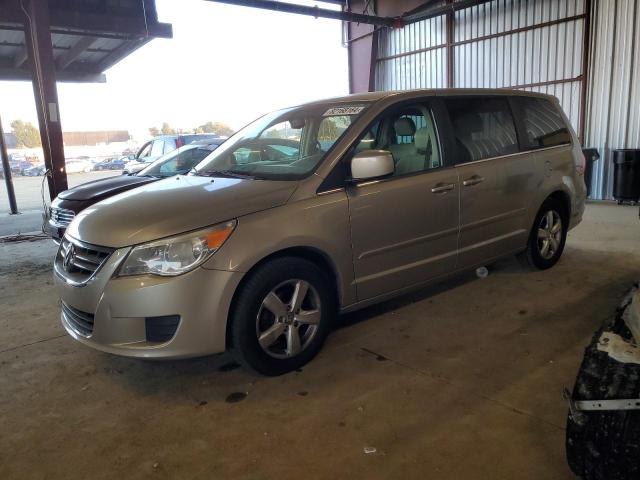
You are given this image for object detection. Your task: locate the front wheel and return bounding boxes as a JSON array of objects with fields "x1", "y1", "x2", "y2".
[
  {"x1": 518, "y1": 198, "x2": 568, "y2": 270},
  {"x1": 229, "y1": 257, "x2": 336, "y2": 376}
]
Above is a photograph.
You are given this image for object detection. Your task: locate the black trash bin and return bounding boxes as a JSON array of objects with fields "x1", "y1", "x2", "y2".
[
  {"x1": 613, "y1": 149, "x2": 640, "y2": 203},
  {"x1": 582, "y1": 148, "x2": 600, "y2": 197}
]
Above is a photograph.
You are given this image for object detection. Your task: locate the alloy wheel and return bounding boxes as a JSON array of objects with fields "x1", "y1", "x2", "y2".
[
  {"x1": 537, "y1": 209, "x2": 562, "y2": 260},
  {"x1": 255, "y1": 279, "x2": 322, "y2": 359}
]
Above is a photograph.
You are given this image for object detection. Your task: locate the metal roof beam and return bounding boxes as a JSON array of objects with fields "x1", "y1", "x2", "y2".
[
  {"x1": 12, "y1": 45, "x2": 28, "y2": 68},
  {"x1": 0, "y1": 68, "x2": 106, "y2": 82},
  {"x1": 0, "y1": 2, "x2": 172, "y2": 40},
  {"x1": 94, "y1": 37, "x2": 149, "y2": 73},
  {"x1": 55, "y1": 36, "x2": 96, "y2": 70},
  {"x1": 204, "y1": 0, "x2": 398, "y2": 27},
  {"x1": 402, "y1": 0, "x2": 495, "y2": 23}
]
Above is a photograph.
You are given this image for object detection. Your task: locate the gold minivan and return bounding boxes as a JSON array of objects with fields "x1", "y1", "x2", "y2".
[{"x1": 55, "y1": 89, "x2": 586, "y2": 375}]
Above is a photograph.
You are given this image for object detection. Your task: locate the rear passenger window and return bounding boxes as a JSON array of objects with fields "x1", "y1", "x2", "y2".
[
  {"x1": 445, "y1": 97, "x2": 518, "y2": 163},
  {"x1": 516, "y1": 97, "x2": 571, "y2": 149}
]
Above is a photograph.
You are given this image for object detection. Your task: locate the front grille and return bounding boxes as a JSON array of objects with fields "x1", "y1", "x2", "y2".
[
  {"x1": 55, "y1": 236, "x2": 114, "y2": 286},
  {"x1": 62, "y1": 301, "x2": 95, "y2": 336},
  {"x1": 50, "y1": 207, "x2": 75, "y2": 227}
]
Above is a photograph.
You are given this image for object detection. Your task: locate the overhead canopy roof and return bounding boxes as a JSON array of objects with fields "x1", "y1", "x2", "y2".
[{"x1": 0, "y1": 0, "x2": 172, "y2": 83}]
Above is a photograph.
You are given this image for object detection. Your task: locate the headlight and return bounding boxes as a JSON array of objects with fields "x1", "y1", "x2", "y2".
[{"x1": 117, "y1": 220, "x2": 237, "y2": 277}]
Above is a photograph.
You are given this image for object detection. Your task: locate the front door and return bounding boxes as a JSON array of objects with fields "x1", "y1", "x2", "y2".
[{"x1": 346, "y1": 101, "x2": 459, "y2": 301}]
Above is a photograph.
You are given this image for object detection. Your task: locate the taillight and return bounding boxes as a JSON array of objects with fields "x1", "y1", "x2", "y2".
[
  {"x1": 577, "y1": 153, "x2": 586, "y2": 176},
  {"x1": 175, "y1": 137, "x2": 184, "y2": 148}
]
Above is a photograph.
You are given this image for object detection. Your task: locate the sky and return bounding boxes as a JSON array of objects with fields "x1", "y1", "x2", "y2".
[{"x1": 0, "y1": 0, "x2": 349, "y2": 141}]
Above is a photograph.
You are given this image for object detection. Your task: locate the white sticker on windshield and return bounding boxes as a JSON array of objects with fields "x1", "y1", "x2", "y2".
[{"x1": 323, "y1": 105, "x2": 366, "y2": 116}]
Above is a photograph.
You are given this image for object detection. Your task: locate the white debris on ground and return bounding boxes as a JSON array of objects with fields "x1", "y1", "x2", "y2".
[{"x1": 475, "y1": 266, "x2": 488, "y2": 278}]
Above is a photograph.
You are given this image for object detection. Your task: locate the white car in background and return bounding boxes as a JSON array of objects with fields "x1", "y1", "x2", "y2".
[{"x1": 65, "y1": 159, "x2": 93, "y2": 174}]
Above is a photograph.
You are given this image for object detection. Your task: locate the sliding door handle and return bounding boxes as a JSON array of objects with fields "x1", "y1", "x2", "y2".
[
  {"x1": 431, "y1": 183, "x2": 455, "y2": 194},
  {"x1": 463, "y1": 175, "x2": 485, "y2": 186}
]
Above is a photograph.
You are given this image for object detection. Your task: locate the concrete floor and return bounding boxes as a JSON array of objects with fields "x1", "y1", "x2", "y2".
[{"x1": 1, "y1": 202, "x2": 638, "y2": 480}]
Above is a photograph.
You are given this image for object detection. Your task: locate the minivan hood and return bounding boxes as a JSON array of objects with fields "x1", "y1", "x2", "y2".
[
  {"x1": 66, "y1": 175, "x2": 297, "y2": 248},
  {"x1": 58, "y1": 174, "x2": 156, "y2": 201}
]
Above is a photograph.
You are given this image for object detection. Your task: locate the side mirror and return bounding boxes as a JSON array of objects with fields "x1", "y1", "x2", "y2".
[{"x1": 350, "y1": 150, "x2": 394, "y2": 181}]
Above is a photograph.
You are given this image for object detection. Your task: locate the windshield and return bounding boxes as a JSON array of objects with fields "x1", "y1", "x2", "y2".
[
  {"x1": 193, "y1": 102, "x2": 369, "y2": 180},
  {"x1": 139, "y1": 144, "x2": 220, "y2": 178}
]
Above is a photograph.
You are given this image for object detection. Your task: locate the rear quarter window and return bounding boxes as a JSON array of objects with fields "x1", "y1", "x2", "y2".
[{"x1": 515, "y1": 97, "x2": 572, "y2": 149}]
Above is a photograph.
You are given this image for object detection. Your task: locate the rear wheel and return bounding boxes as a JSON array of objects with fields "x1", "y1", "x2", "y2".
[
  {"x1": 229, "y1": 257, "x2": 336, "y2": 376},
  {"x1": 519, "y1": 198, "x2": 568, "y2": 270}
]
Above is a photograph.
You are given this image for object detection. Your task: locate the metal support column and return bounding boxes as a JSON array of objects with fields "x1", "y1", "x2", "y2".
[
  {"x1": 21, "y1": 0, "x2": 68, "y2": 200},
  {"x1": 446, "y1": 1, "x2": 455, "y2": 88},
  {"x1": 578, "y1": 0, "x2": 592, "y2": 143},
  {"x1": 0, "y1": 113, "x2": 19, "y2": 214}
]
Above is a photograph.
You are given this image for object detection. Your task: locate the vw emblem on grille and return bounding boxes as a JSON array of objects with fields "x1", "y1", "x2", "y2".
[{"x1": 63, "y1": 244, "x2": 75, "y2": 270}]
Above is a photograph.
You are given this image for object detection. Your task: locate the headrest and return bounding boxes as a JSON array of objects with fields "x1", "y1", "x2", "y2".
[
  {"x1": 415, "y1": 128, "x2": 429, "y2": 152},
  {"x1": 394, "y1": 117, "x2": 416, "y2": 136},
  {"x1": 453, "y1": 113, "x2": 483, "y2": 133}
]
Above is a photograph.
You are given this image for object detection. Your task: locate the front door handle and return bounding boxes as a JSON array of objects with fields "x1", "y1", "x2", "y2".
[
  {"x1": 463, "y1": 175, "x2": 485, "y2": 187},
  {"x1": 431, "y1": 183, "x2": 455, "y2": 194}
]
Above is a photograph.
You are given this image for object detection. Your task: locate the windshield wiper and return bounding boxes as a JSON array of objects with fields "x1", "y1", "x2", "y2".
[{"x1": 197, "y1": 170, "x2": 256, "y2": 180}]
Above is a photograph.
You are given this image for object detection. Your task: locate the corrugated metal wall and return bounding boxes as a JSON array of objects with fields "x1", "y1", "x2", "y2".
[
  {"x1": 375, "y1": 0, "x2": 587, "y2": 133},
  {"x1": 372, "y1": 0, "x2": 640, "y2": 200},
  {"x1": 585, "y1": 0, "x2": 640, "y2": 199},
  {"x1": 375, "y1": 16, "x2": 448, "y2": 90},
  {"x1": 373, "y1": 0, "x2": 610, "y2": 196},
  {"x1": 453, "y1": 0, "x2": 586, "y2": 131}
]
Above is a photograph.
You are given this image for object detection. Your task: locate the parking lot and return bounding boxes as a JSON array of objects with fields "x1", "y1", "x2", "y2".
[
  {"x1": 1, "y1": 202, "x2": 638, "y2": 480},
  {"x1": 0, "y1": 171, "x2": 120, "y2": 212}
]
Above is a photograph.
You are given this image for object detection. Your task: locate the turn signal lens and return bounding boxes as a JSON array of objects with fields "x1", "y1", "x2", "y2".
[{"x1": 206, "y1": 225, "x2": 235, "y2": 249}]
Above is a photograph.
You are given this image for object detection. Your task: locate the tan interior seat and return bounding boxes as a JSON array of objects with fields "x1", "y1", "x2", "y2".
[
  {"x1": 395, "y1": 127, "x2": 431, "y2": 175},
  {"x1": 388, "y1": 118, "x2": 417, "y2": 168}
]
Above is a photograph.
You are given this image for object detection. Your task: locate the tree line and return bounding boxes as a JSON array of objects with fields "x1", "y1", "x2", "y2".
[
  {"x1": 10, "y1": 120, "x2": 41, "y2": 148},
  {"x1": 149, "y1": 121, "x2": 234, "y2": 137},
  {"x1": 7, "y1": 119, "x2": 236, "y2": 149}
]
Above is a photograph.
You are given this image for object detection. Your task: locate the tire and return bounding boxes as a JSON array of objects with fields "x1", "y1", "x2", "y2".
[
  {"x1": 518, "y1": 197, "x2": 568, "y2": 270},
  {"x1": 229, "y1": 257, "x2": 337, "y2": 376}
]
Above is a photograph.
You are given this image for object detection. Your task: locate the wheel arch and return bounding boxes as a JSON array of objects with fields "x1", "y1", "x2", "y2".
[
  {"x1": 225, "y1": 246, "x2": 342, "y2": 348},
  {"x1": 546, "y1": 189, "x2": 572, "y2": 222}
]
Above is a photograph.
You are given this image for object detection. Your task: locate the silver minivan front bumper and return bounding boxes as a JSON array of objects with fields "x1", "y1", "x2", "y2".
[{"x1": 54, "y1": 238, "x2": 243, "y2": 359}]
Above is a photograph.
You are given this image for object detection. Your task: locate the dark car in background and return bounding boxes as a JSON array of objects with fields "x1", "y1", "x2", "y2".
[
  {"x1": 123, "y1": 133, "x2": 226, "y2": 175},
  {"x1": 93, "y1": 156, "x2": 131, "y2": 171},
  {"x1": 44, "y1": 139, "x2": 224, "y2": 241},
  {"x1": 22, "y1": 164, "x2": 47, "y2": 176},
  {"x1": 10, "y1": 158, "x2": 33, "y2": 175}
]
